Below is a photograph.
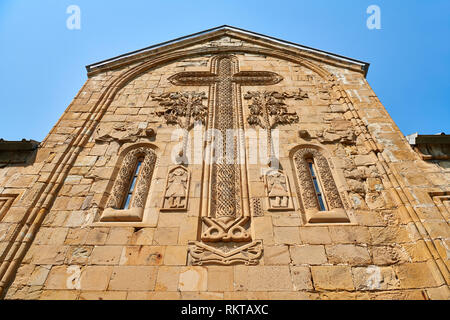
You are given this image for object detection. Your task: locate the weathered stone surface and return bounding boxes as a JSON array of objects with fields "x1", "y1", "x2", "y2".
[
  {"x1": 274, "y1": 227, "x2": 302, "y2": 245},
  {"x1": 263, "y1": 246, "x2": 291, "y2": 265},
  {"x1": 299, "y1": 227, "x2": 332, "y2": 245},
  {"x1": 207, "y1": 266, "x2": 234, "y2": 292},
  {"x1": 89, "y1": 246, "x2": 123, "y2": 265},
  {"x1": 119, "y1": 246, "x2": 164, "y2": 266},
  {"x1": 311, "y1": 266, "x2": 354, "y2": 290},
  {"x1": 108, "y1": 266, "x2": 157, "y2": 291},
  {"x1": 234, "y1": 266, "x2": 293, "y2": 292},
  {"x1": 155, "y1": 266, "x2": 180, "y2": 292},
  {"x1": 290, "y1": 266, "x2": 313, "y2": 290},
  {"x1": 290, "y1": 245, "x2": 327, "y2": 265},
  {"x1": 394, "y1": 262, "x2": 443, "y2": 289},
  {"x1": 326, "y1": 244, "x2": 371, "y2": 265},
  {"x1": 352, "y1": 266, "x2": 400, "y2": 291},
  {"x1": 164, "y1": 246, "x2": 187, "y2": 265},
  {"x1": 178, "y1": 267, "x2": 208, "y2": 292}
]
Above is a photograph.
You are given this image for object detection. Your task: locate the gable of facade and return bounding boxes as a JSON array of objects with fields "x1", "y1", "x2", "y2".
[{"x1": 0, "y1": 26, "x2": 448, "y2": 300}]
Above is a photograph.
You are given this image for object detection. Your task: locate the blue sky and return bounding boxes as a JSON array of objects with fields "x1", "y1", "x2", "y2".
[{"x1": 0, "y1": 0, "x2": 449, "y2": 141}]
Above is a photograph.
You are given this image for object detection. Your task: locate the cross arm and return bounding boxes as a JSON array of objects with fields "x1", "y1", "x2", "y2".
[
  {"x1": 168, "y1": 72, "x2": 217, "y2": 86},
  {"x1": 232, "y1": 71, "x2": 283, "y2": 86}
]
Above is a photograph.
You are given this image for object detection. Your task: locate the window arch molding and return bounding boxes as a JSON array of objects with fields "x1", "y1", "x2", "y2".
[
  {"x1": 100, "y1": 143, "x2": 159, "y2": 222},
  {"x1": 289, "y1": 144, "x2": 350, "y2": 224}
]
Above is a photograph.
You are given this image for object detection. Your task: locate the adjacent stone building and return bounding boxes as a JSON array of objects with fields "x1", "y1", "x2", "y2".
[{"x1": 0, "y1": 26, "x2": 448, "y2": 300}]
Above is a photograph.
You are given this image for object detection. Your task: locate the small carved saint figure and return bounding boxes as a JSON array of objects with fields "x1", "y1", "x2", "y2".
[
  {"x1": 163, "y1": 167, "x2": 189, "y2": 209},
  {"x1": 266, "y1": 171, "x2": 290, "y2": 208}
]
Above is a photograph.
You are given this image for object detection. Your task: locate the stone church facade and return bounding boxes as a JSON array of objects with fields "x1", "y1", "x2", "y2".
[{"x1": 0, "y1": 26, "x2": 448, "y2": 300}]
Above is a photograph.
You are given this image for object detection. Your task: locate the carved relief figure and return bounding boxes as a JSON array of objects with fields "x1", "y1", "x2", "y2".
[
  {"x1": 162, "y1": 166, "x2": 190, "y2": 210},
  {"x1": 265, "y1": 170, "x2": 292, "y2": 210}
]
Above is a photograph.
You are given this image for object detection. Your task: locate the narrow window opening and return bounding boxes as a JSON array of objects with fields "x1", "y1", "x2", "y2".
[
  {"x1": 122, "y1": 158, "x2": 144, "y2": 210},
  {"x1": 307, "y1": 159, "x2": 327, "y2": 211}
]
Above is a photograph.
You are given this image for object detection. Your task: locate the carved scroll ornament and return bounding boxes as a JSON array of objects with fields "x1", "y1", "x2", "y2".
[{"x1": 188, "y1": 240, "x2": 263, "y2": 266}]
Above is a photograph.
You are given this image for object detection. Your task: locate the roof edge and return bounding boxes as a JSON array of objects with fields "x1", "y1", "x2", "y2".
[{"x1": 85, "y1": 25, "x2": 370, "y2": 76}]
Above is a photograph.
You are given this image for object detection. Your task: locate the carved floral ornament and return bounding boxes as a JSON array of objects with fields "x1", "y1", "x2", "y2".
[
  {"x1": 244, "y1": 90, "x2": 306, "y2": 163},
  {"x1": 244, "y1": 90, "x2": 307, "y2": 130},
  {"x1": 152, "y1": 92, "x2": 208, "y2": 130}
]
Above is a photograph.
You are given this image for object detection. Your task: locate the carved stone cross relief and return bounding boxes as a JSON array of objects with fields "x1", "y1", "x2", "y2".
[{"x1": 167, "y1": 55, "x2": 283, "y2": 264}]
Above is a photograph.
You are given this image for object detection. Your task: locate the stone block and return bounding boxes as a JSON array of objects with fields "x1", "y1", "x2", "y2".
[
  {"x1": 164, "y1": 246, "x2": 187, "y2": 266},
  {"x1": 394, "y1": 262, "x2": 444, "y2": 289},
  {"x1": 66, "y1": 246, "x2": 92, "y2": 264},
  {"x1": 326, "y1": 244, "x2": 371, "y2": 265},
  {"x1": 290, "y1": 266, "x2": 313, "y2": 290},
  {"x1": 234, "y1": 266, "x2": 293, "y2": 292},
  {"x1": 207, "y1": 266, "x2": 234, "y2": 292},
  {"x1": 106, "y1": 227, "x2": 134, "y2": 245},
  {"x1": 129, "y1": 228, "x2": 154, "y2": 245},
  {"x1": 155, "y1": 266, "x2": 181, "y2": 292},
  {"x1": 311, "y1": 266, "x2": 354, "y2": 290},
  {"x1": 352, "y1": 266, "x2": 400, "y2": 291},
  {"x1": 85, "y1": 228, "x2": 109, "y2": 245},
  {"x1": 40, "y1": 290, "x2": 79, "y2": 300},
  {"x1": 28, "y1": 265, "x2": 51, "y2": 286},
  {"x1": 119, "y1": 246, "x2": 164, "y2": 266},
  {"x1": 329, "y1": 226, "x2": 371, "y2": 244},
  {"x1": 273, "y1": 227, "x2": 301, "y2": 245},
  {"x1": 79, "y1": 291, "x2": 127, "y2": 300},
  {"x1": 263, "y1": 246, "x2": 291, "y2": 265},
  {"x1": 80, "y1": 266, "x2": 113, "y2": 291},
  {"x1": 108, "y1": 266, "x2": 157, "y2": 291},
  {"x1": 299, "y1": 227, "x2": 332, "y2": 244},
  {"x1": 290, "y1": 245, "x2": 327, "y2": 265},
  {"x1": 89, "y1": 246, "x2": 123, "y2": 265},
  {"x1": 31, "y1": 245, "x2": 68, "y2": 265},
  {"x1": 178, "y1": 266, "x2": 208, "y2": 292},
  {"x1": 153, "y1": 227, "x2": 179, "y2": 245},
  {"x1": 370, "y1": 245, "x2": 409, "y2": 265},
  {"x1": 253, "y1": 216, "x2": 274, "y2": 245}
]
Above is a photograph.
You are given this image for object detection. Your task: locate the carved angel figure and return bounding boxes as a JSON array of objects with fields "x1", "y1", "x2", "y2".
[
  {"x1": 165, "y1": 168, "x2": 189, "y2": 208},
  {"x1": 267, "y1": 171, "x2": 289, "y2": 208}
]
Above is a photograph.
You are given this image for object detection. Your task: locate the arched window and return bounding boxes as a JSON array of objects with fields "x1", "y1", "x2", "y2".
[
  {"x1": 293, "y1": 147, "x2": 349, "y2": 223},
  {"x1": 122, "y1": 157, "x2": 144, "y2": 210},
  {"x1": 101, "y1": 146, "x2": 157, "y2": 222},
  {"x1": 306, "y1": 158, "x2": 327, "y2": 211}
]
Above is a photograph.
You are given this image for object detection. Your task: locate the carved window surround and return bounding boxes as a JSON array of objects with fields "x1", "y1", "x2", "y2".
[
  {"x1": 94, "y1": 144, "x2": 160, "y2": 227},
  {"x1": 0, "y1": 194, "x2": 18, "y2": 222},
  {"x1": 292, "y1": 146, "x2": 351, "y2": 224}
]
